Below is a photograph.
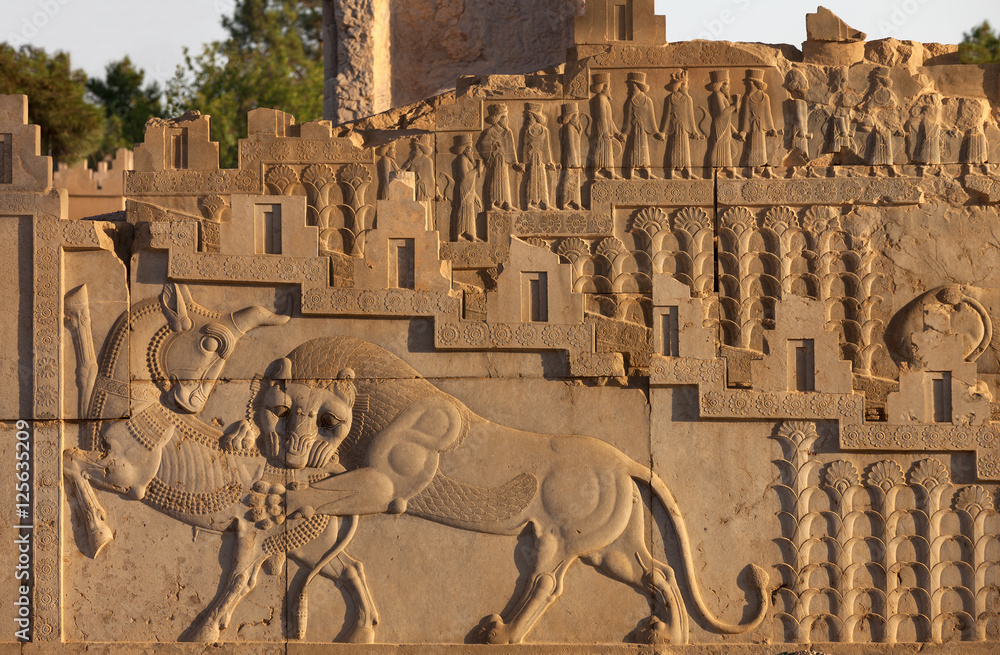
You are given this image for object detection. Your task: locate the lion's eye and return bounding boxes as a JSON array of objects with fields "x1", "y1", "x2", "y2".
[
  {"x1": 272, "y1": 405, "x2": 290, "y2": 418},
  {"x1": 319, "y1": 413, "x2": 341, "y2": 430},
  {"x1": 200, "y1": 336, "x2": 220, "y2": 353}
]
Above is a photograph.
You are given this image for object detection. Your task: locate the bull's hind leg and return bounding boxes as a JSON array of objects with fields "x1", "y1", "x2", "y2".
[
  {"x1": 475, "y1": 530, "x2": 576, "y2": 645},
  {"x1": 581, "y1": 499, "x2": 688, "y2": 645},
  {"x1": 318, "y1": 552, "x2": 379, "y2": 643},
  {"x1": 288, "y1": 517, "x2": 378, "y2": 644}
]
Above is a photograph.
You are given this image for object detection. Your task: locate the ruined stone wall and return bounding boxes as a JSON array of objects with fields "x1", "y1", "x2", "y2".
[
  {"x1": 324, "y1": 0, "x2": 585, "y2": 123},
  {"x1": 7, "y1": 1, "x2": 1000, "y2": 652}
]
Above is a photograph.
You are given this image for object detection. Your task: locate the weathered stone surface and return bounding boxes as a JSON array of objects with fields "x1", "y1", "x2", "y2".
[
  {"x1": 7, "y1": 1, "x2": 1000, "y2": 651},
  {"x1": 805, "y1": 6, "x2": 866, "y2": 42},
  {"x1": 323, "y1": 0, "x2": 585, "y2": 123}
]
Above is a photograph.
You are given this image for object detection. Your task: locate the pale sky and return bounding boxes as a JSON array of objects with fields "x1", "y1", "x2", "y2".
[{"x1": 3, "y1": 0, "x2": 998, "y2": 86}]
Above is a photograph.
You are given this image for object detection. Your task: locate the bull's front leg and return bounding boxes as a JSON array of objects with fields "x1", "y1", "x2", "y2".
[
  {"x1": 63, "y1": 421, "x2": 172, "y2": 558},
  {"x1": 185, "y1": 518, "x2": 269, "y2": 643}
]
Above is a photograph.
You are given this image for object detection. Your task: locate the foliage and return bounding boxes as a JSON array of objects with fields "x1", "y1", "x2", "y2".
[
  {"x1": 959, "y1": 20, "x2": 1000, "y2": 64},
  {"x1": 0, "y1": 44, "x2": 103, "y2": 164},
  {"x1": 167, "y1": 0, "x2": 324, "y2": 167},
  {"x1": 87, "y1": 57, "x2": 163, "y2": 160}
]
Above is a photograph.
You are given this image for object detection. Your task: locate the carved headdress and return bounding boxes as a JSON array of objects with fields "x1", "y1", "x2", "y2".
[
  {"x1": 485, "y1": 103, "x2": 508, "y2": 125},
  {"x1": 590, "y1": 72, "x2": 611, "y2": 93},
  {"x1": 745, "y1": 69, "x2": 766, "y2": 88},
  {"x1": 525, "y1": 102, "x2": 546, "y2": 123},
  {"x1": 557, "y1": 102, "x2": 579, "y2": 123},
  {"x1": 626, "y1": 71, "x2": 649, "y2": 92},
  {"x1": 707, "y1": 69, "x2": 729, "y2": 91},
  {"x1": 452, "y1": 133, "x2": 474, "y2": 153},
  {"x1": 667, "y1": 70, "x2": 688, "y2": 90}
]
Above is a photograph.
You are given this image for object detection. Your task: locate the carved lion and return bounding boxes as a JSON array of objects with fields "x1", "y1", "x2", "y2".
[{"x1": 259, "y1": 336, "x2": 769, "y2": 646}]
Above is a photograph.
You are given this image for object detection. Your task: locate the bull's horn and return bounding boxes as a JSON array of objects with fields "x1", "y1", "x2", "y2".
[{"x1": 232, "y1": 305, "x2": 291, "y2": 334}]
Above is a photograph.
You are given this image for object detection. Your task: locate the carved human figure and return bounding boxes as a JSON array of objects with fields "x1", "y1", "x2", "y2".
[
  {"x1": 783, "y1": 69, "x2": 814, "y2": 159},
  {"x1": 518, "y1": 102, "x2": 555, "y2": 210},
  {"x1": 824, "y1": 68, "x2": 860, "y2": 164},
  {"x1": 958, "y1": 97, "x2": 990, "y2": 173},
  {"x1": 451, "y1": 134, "x2": 482, "y2": 241},
  {"x1": 589, "y1": 72, "x2": 623, "y2": 179},
  {"x1": 705, "y1": 70, "x2": 739, "y2": 176},
  {"x1": 621, "y1": 71, "x2": 658, "y2": 179},
  {"x1": 908, "y1": 90, "x2": 946, "y2": 172},
  {"x1": 738, "y1": 69, "x2": 780, "y2": 177},
  {"x1": 556, "y1": 102, "x2": 588, "y2": 209},
  {"x1": 478, "y1": 104, "x2": 518, "y2": 211},
  {"x1": 403, "y1": 137, "x2": 436, "y2": 201},
  {"x1": 267, "y1": 337, "x2": 770, "y2": 647},
  {"x1": 858, "y1": 68, "x2": 901, "y2": 176},
  {"x1": 656, "y1": 70, "x2": 703, "y2": 179},
  {"x1": 375, "y1": 141, "x2": 399, "y2": 200}
]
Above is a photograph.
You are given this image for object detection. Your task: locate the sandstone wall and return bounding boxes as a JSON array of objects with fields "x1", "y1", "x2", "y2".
[
  {"x1": 8, "y1": 2, "x2": 1000, "y2": 652},
  {"x1": 324, "y1": 0, "x2": 585, "y2": 124}
]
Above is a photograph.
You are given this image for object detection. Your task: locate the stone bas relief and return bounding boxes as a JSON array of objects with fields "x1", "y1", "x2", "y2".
[{"x1": 7, "y1": 1, "x2": 1000, "y2": 653}]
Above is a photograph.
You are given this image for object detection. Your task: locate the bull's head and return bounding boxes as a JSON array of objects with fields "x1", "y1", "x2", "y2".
[
  {"x1": 258, "y1": 358, "x2": 356, "y2": 470},
  {"x1": 155, "y1": 283, "x2": 290, "y2": 413}
]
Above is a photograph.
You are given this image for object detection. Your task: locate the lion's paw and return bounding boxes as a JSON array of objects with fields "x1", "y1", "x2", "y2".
[
  {"x1": 474, "y1": 614, "x2": 513, "y2": 645},
  {"x1": 636, "y1": 616, "x2": 683, "y2": 646}
]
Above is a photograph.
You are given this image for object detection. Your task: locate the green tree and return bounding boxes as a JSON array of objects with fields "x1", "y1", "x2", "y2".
[
  {"x1": 87, "y1": 57, "x2": 163, "y2": 159},
  {"x1": 167, "y1": 0, "x2": 324, "y2": 167},
  {"x1": 959, "y1": 20, "x2": 1000, "y2": 64},
  {"x1": 0, "y1": 44, "x2": 103, "y2": 163}
]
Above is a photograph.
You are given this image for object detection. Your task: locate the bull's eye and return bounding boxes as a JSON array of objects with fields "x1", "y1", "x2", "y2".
[
  {"x1": 319, "y1": 413, "x2": 341, "y2": 430},
  {"x1": 200, "y1": 336, "x2": 221, "y2": 353},
  {"x1": 272, "y1": 404, "x2": 290, "y2": 418}
]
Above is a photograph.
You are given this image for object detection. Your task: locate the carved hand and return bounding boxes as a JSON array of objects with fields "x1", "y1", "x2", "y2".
[
  {"x1": 653, "y1": 132, "x2": 666, "y2": 141},
  {"x1": 513, "y1": 163, "x2": 525, "y2": 173}
]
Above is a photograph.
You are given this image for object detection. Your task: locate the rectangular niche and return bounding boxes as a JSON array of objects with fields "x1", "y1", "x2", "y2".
[{"x1": 521, "y1": 272, "x2": 548, "y2": 323}]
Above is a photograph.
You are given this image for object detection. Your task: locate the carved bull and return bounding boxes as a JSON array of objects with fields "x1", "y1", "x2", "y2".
[{"x1": 62, "y1": 283, "x2": 378, "y2": 643}]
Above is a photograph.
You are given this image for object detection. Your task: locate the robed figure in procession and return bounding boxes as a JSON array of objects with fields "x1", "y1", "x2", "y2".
[
  {"x1": 557, "y1": 102, "x2": 589, "y2": 209},
  {"x1": 706, "y1": 70, "x2": 738, "y2": 177},
  {"x1": 452, "y1": 135, "x2": 482, "y2": 241},
  {"x1": 589, "y1": 72, "x2": 622, "y2": 179},
  {"x1": 738, "y1": 69, "x2": 780, "y2": 178},
  {"x1": 656, "y1": 70, "x2": 703, "y2": 179},
  {"x1": 478, "y1": 104, "x2": 518, "y2": 210},
  {"x1": 621, "y1": 72, "x2": 658, "y2": 179},
  {"x1": 858, "y1": 68, "x2": 901, "y2": 176},
  {"x1": 519, "y1": 103, "x2": 555, "y2": 210}
]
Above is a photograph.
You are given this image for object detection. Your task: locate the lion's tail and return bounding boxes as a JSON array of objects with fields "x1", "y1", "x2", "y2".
[{"x1": 636, "y1": 462, "x2": 770, "y2": 634}]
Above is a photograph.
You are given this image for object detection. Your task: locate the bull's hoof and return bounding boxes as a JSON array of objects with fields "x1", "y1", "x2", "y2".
[
  {"x1": 86, "y1": 524, "x2": 114, "y2": 559},
  {"x1": 474, "y1": 614, "x2": 513, "y2": 645},
  {"x1": 184, "y1": 620, "x2": 221, "y2": 643},
  {"x1": 344, "y1": 626, "x2": 376, "y2": 644}
]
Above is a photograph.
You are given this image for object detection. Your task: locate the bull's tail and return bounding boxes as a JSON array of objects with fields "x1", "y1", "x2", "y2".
[{"x1": 634, "y1": 461, "x2": 770, "y2": 634}]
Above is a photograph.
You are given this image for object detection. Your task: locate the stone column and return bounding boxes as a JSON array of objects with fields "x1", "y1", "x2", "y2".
[{"x1": 322, "y1": 0, "x2": 391, "y2": 125}]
